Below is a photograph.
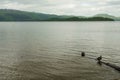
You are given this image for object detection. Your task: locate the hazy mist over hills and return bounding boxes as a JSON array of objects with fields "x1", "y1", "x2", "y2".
[
  {"x1": 0, "y1": 0, "x2": 120, "y2": 16},
  {"x1": 0, "y1": 9, "x2": 119, "y2": 21}
]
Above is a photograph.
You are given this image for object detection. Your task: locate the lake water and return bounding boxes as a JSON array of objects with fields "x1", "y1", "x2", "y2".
[{"x1": 0, "y1": 22, "x2": 120, "y2": 80}]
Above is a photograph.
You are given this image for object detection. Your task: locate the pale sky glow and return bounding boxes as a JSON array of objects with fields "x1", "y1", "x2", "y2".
[{"x1": 0, "y1": 0, "x2": 120, "y2": 16}]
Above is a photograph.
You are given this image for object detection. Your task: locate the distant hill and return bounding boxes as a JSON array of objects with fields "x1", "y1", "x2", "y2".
[
  {"x1": 0, "y1": 9, "x2": 58, "y2": 21},
  {"x1": 0, "y1": 9, "x2": 117, "y2": 21},
  {"x1": 94, "y1": 14, "x2": 120, "y2": 21}
]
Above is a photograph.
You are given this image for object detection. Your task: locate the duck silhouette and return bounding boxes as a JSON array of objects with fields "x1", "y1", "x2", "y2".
[
  {"x1": 97, "y1": 55, "x2": 102, "y2": 61},
  {"x1": 81, "y1": 52, "x2": 85, "y2": 57}
]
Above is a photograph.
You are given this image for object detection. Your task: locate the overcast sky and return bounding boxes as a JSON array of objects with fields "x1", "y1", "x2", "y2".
[{"x1": 0, "y1": 0, "x2": 120, "y2": 16}]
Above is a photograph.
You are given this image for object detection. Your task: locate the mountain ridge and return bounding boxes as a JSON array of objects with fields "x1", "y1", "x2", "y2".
[
  {"x1": 94, "y1": 14, "x2": 120, "y2": 21},
  {"x1": 0, "y1": 9, "x2": 118, "y2": 21}
]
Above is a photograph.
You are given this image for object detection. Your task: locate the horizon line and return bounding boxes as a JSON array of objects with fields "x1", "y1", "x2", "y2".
[{"x1": 0, "y1": 8, "x2": 119, "y2": 17}]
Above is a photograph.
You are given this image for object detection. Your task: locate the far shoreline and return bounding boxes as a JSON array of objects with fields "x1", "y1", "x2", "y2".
[{"x1": 0, "y1": 21, "x2": 116, "y2": 22}]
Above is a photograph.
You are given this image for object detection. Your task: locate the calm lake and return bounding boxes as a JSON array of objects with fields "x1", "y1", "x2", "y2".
[{"x1": 0, "y1": 22, "x2": 120, "y2": 80}]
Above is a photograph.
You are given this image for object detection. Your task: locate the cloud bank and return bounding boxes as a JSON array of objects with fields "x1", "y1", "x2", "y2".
[{"x1": 0, "y1": 0, "x2": 119, "y2": 16}]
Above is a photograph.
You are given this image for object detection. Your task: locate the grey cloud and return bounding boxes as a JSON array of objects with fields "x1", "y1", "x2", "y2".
[
  {"x1": 0, "y1": 0, "x2": 119, "y2": 16},
  {"x1": 107, "y1": 0, "x2": 120, "y2": 5}
]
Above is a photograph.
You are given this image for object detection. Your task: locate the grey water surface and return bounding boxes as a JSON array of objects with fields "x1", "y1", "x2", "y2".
[{"x1": 0, "y1": 22, "x2": 120, "y2": 80}]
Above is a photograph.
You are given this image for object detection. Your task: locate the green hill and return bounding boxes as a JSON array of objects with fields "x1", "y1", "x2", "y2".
[
  {"x1": 0, "y1": 9, "x2": 116, "y2": 21},
  {"x1": 94, "y1": 14, "x2": 120, "y2": 21},
  {"x1": 0, "y1": 9, "x2": 58, "y2": 21}
]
